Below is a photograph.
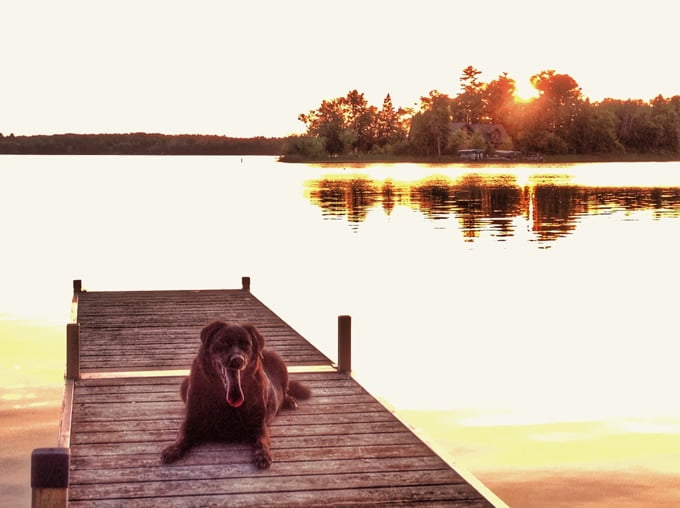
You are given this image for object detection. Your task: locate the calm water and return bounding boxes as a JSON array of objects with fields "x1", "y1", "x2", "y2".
[{"x1": 2, "y1": 155, "x2": 680, "y2": 507}]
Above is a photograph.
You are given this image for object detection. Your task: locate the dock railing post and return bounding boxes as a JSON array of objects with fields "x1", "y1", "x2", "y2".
[
  {"x1": 241, "y1": 276, "x2": 251, "y2": 292},
  {"x1": 31, "y1": 447, "x2": 70, "y2": 508},
  {"x1": 338, "y1": 315, "x2": 352, "y2": 374},
  {"x1": 66, "y1": 323, "x2": 80, "y2": 380}
]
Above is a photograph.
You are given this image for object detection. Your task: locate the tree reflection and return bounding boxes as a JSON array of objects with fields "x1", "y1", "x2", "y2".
[
  {"x1": 410, "y1": 177, "x2": 454, "y2": 220},
  {"x1": 306, "y1": 177, "x2": 390, "y2": 227},
  {"x1": 381, "y1": 180, "x2": 401, "y2": 216},
  {"x1": 532, "y1": 185, "x2": 584, "y2": 242},
  {"x1": 305, "y1": 174, "x2": 680, "y2": 243}
]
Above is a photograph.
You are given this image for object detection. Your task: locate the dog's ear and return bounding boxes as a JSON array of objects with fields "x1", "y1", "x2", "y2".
[
  {"x1": 243, "y1": 324, "x2": 265, "y2": 359},
  {"x1": 200, "y1": 321, "x2": 227, "y2": 346}
]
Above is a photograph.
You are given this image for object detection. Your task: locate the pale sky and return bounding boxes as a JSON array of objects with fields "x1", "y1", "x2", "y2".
[{"x1": 2, "y1": 0, "x2": 678, "y2": 137}]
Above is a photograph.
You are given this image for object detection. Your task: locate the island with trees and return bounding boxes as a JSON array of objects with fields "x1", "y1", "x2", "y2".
[{"x1": 282, "y1": 66, "x2": 680, "y2": 162}]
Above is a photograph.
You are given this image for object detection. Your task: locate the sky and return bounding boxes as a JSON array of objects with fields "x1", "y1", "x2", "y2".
[{"x1": 2, "y1": 0, "x2": 679, "y2": 137}]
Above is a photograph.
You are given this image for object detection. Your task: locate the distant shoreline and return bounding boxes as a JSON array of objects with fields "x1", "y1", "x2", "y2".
[
  {"x1": 1, "y1": 152, "x2": 678, "y2": 163},
  {"x1": 1, "y1": 133, "x2": 678, "y2": 163},
  {"x1": 0, "y1": 133, "x2": 285, "y2": 156}
]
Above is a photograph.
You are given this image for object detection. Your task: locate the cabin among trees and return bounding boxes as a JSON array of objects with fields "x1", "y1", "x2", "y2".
[
  {"x1": 449, "y1": 123, "x2": 512, "y2": 150},
  {"x1": 451, "y1": 123, "x2": 511, "y2": 149}
]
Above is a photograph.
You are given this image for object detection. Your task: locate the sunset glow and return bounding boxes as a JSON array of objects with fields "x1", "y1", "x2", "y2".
[
  {"x1": 3, "y1": 1, "x2": 680, "y2": 506},
  {"x1": 514, "y1": 78, "x2": 540, "y2": 102},
  {"x1": 1, "y1": 1, "x2": 678, "y2": 137}
]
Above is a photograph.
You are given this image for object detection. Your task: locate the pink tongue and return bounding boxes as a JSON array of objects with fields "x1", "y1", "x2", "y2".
[{"x1": 225, "y1": 368, "x2": 244, "y2": 408}]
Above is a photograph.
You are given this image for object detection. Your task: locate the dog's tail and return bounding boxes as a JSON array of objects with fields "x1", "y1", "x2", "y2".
[{"x1": 288, "y1": 380, "x2": 312, "y2": 400}]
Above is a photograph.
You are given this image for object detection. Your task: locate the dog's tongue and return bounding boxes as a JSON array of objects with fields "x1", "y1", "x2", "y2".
[{"x1": 222, "y1": 366, "x2": 244, "y2": 408}]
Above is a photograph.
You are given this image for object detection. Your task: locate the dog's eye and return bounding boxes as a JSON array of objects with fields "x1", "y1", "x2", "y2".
[{"x1": 239, "y1": 340, "x2": 251, "y2": 350}]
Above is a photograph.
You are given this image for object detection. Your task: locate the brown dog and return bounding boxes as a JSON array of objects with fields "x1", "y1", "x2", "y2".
[{"x1": 160, "y1": 321, "x2": 311, "y2": 468}]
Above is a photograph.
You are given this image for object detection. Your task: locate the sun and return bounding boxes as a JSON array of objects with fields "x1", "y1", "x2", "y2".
[{"x1": 514, "y1": 78, "x2": 540, "y2": 102}]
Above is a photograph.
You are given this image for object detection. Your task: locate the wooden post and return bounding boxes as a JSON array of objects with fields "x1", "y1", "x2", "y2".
[
  {"x1": 338, "y1": 315, "x2": 352, "y2": 374},
  {"x1": 70, "y1": 281, "x2": 80, "y2": 323},
  {"x1": 66, "y1": 323, "x2": 80, "y2": 380},
  {"x1": 31, "y1": 447, "x2": 69, "y2": 508},
  {"x1": 241, "y1": 276, "x2": 251, "y2": 291}
]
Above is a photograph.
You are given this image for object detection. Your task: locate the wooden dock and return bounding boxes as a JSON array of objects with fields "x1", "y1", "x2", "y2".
[{"x1": 33, "y1": 279, "x2": 504, "y2": 507}]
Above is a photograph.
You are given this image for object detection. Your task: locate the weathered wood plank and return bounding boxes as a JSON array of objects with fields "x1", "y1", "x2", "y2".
[
  {"x1": 68, "y1": 486, "x2": 491, "y2": 508},
  {"x1": 71, "y1": 384, "x2": 368, "y2": 404},
  {"x1": 69, "y1": 469, "x2": 468, "y2": 499},
  {"x1": 71, "y1": 421, "x2": 408, "y2": 445},
  {"x1": 70, "y1": 443, "x2": 436, "y2": 471},
  {"x1": 69, "y1": 431, "x2": 424, "y2": 457},
  {"x1": 72, "y1": 411, "x2": 395, "y2": 434},
  {"x1": 70, "y1": 401, "x2": 386, "y2": 422},
  {"x1": 73, "y1": 376, "x2": 357, "y2": 394},
  {"x1": 71, "y1": 371, "x2": 349, "y2": 387},
  {"x1": 71, "y1": 455, "x2": 452, "y2": 484}
]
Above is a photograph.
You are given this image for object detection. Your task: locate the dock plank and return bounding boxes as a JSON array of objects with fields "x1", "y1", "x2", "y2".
[{"x1": 62, "y1": 287, "x2": 501, "y2": 506}]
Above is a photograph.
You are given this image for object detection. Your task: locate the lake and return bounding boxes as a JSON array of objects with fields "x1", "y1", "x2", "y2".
[{"x1": 2, "y1": 155, "x2": 680, "y2": 507}]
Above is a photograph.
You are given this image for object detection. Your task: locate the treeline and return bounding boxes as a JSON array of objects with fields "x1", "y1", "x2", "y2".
[
  {"x1": 284, "y1": 67, "x2": 680, "y2": 160},
  {"x1": 0, "y1": 133, "x2": 285, "y2": 155}
]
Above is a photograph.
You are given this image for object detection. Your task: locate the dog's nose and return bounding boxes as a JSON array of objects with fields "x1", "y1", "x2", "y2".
[{"x1": 228, "y1": 355, "x2": 246, "y2": 369}]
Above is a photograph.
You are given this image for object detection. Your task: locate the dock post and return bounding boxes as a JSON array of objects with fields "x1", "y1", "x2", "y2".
[
  {"x1": 338, "y1": 315, "x2": 352, "y2": 374},
  {"x1": 241, "y1": 276, "x2": 251, "y2": 292},
  {"x1": 66, "y1": 323, "x2": 80, "y2": 380},
  {"x1": 31, "y1": 447, "x2": 70, "y2": 508}
]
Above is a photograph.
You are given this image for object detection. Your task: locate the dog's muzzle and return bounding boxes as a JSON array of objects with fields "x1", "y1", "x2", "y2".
[{"x1": 215, "y1": 357, "x2": 246, "y2": 408}]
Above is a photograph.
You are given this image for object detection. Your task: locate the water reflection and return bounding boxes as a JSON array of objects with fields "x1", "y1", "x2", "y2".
[
  {"x1": 305, "y1": 173, "x2": 680, "y2": 244},
  {"x1": 307, "y1": 176, "x2": 381, "y2": 224}
]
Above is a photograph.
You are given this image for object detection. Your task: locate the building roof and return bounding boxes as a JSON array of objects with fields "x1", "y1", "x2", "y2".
[{"x1": 450, "y1": 123, "x2": 511, "y2": 146}]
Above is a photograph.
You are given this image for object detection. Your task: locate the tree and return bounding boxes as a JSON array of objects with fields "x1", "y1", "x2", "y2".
[
  {"x1": 484, "y1": 73, "x2": 517, "y2": 126},
  {"x1": 282, "y1": 135, "x2": 326, "y2": 160},
  {"x1": 651, "y1": 95, "x2": 680, "y2": 152},
  {"x1": 298, "y1": 98, "x2": 346, "y2": 155},
  {"x1": 510, "y1": 70, "x2": 584, "y2": 154},
  {"x1": 452, "y1": 66, "x2": 485, "y2": 123},
  {"x1": 567, "y1": 101, "x2": 622, "y2": 153},
  {"x1": 599, "y1": 98, "x2": 668, "y2": 152},
  {"x1": 341, "y1": 90, "x2": 377, "y2": 152},
  {"x1": 530, "y1": 70, "x2": 582, "y2": 132},
  {"x1": 408, "y1": 90, "x2": 452, "y2": 156},
  {"x1": 446, "y1": 128, "x2": 469, "y2": 153},
  {"x1": 298, "y1": 90, "x2": 380, "y2": 155},
  {"x1": 375, "y1": 94, "x2": 406, "y2": 147}
]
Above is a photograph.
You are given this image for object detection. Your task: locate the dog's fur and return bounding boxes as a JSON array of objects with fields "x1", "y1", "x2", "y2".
[{"x1": 160, "y1": 320, "x2": 311, "y2": 468}]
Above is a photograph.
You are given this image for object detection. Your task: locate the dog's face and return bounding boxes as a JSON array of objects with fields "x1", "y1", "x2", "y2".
[{"x1": 200, "y1": 321, "x2": 264, "y2": 408}]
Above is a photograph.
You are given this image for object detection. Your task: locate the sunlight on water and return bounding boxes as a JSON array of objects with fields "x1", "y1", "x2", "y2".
[
  {"x1": 2, "y1": 156, "x2": 680, "y2": 507},
  {"x1": 0, "y1": 321, "x2": 65, "y2": 389}
]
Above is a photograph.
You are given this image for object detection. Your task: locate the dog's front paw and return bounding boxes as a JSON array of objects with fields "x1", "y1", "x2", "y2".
[
  {"x1": 161, "y1": 443, "x2": 185, "y2": 464},
  {"x1": 254, "y1": 449, "x2": 272, "y2": 469}
]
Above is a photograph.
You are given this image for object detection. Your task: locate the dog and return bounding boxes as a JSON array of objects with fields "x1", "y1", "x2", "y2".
[{"x1": 160, "y1": 320, "x2": 311, "y2": 468}]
